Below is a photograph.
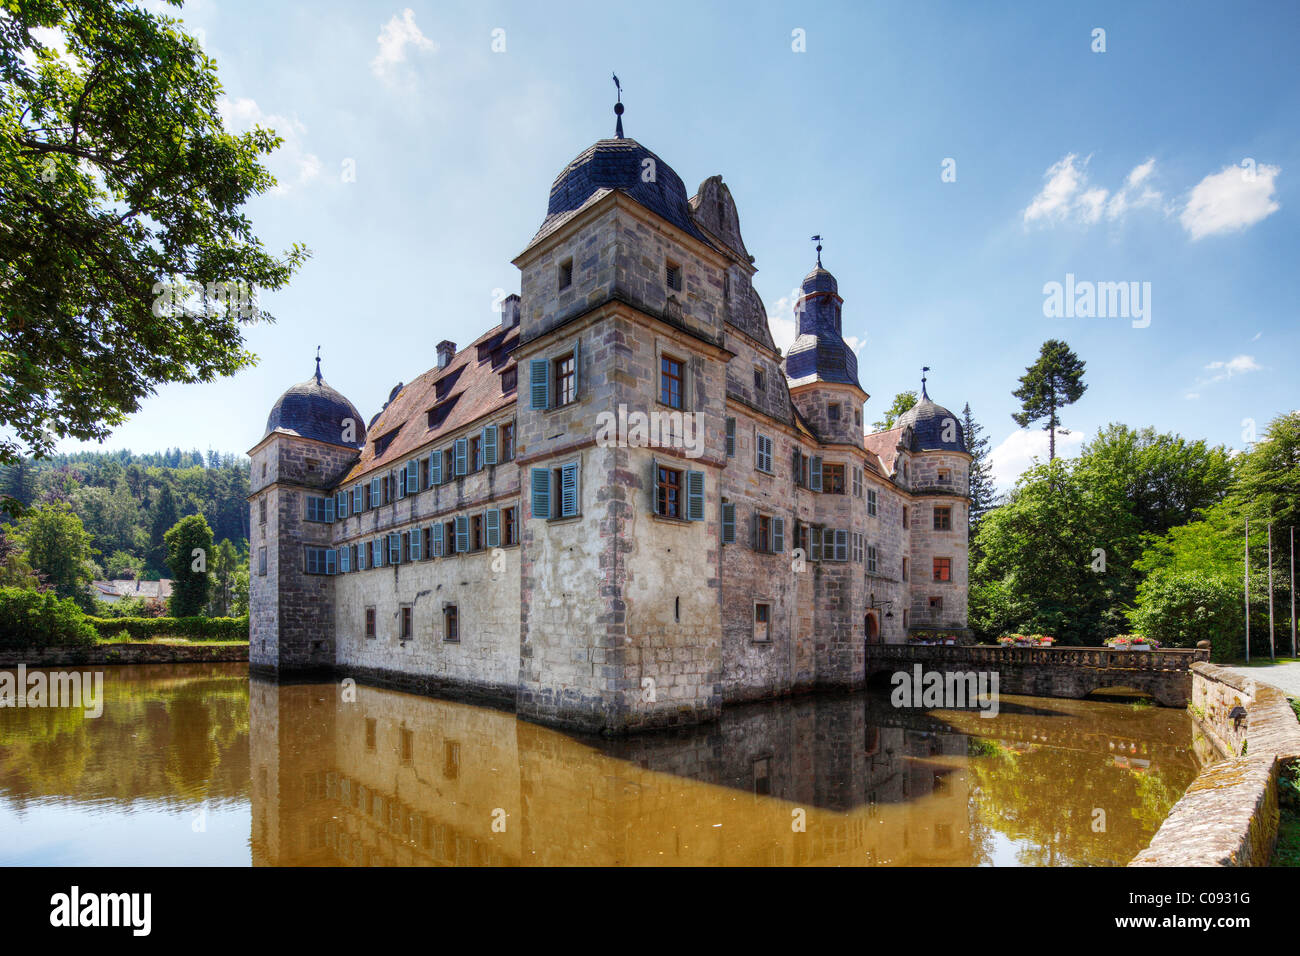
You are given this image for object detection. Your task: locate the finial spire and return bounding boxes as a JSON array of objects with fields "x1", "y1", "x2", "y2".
[
  {"x1": 612, "y1": 73, "x2": 624, "y2": 138},
  {"x1": 315, "y1": 345, "x2": 322, "y2": 383},
  {"x1": 811, "y1": 234, "x2": 823, "y2": 268},
  {"x1": 921, "y1": 365, "x2": 930, "y2": 399}
]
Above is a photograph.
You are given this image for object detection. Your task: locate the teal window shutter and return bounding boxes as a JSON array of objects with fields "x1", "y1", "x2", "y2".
[
  {"x1": 486, "y1": 508, "x2": 500, "y2": 547},
  {"x1": 811, "y1": 456, "x2": 823, "y2": 492},
  {"x1": 530, "y1": 358, "x2": 549, "y2": 409},
  {"x1": 454, "y1": 438, "x2": 468, "y2": 476},
  {"x1": 389, "y1": 532, "x2": 401, "y2": 564},
  {"x1": 531, "y1": 468, "x2": 550, "y2": 519},
  {"x1": 455, "y1": 514, "x2": 469, "y2": 552},
  {"x1": 372, "y1": 538, "x2": 383, "y2": 567},
  {"x1": 774, "y1": 517, "x2": 785, "y2": 552},
  {"x1": 370, "y1": 476, "x2": 381, "y2": 506},
  {"x1": 811, "y1": 527, "x2": 822, "y2": 562},
  {"x1": 397, "y1": 467, "x2": 407, "y2": 497},
  {"x1": 483, "y1": 425, "x2": 498, "y2": 465},
  {"x1": 409, "y1": 528, "x2": 422, "y2": 561},
  {"x1": 725, "y1": 417, "x2": 735, "y2": 457},
  {"x1": 352, "y1": 485, "x2": 361, "y2": 513},
  {"x1": 721, "y1": 501, "x2": 735, "y2": 543},
  {"x1": 429, "y1": 451, "x2": 440, "y2": 486},
  {"x1": 325, "y1": 497, "x2": 335, "y2": 522},
  {"x1": 560, "y1": 462, "x2": 579, "y2": 517},
  {"x1": 432, "y1": 523, "x2": 444, "y2": 557},
  {"x1": 406, "y1": 459, "x2": 419, "y2": 494},
  {"x1": 686, "y1": 470, "x2": 705, "y2": 521}
]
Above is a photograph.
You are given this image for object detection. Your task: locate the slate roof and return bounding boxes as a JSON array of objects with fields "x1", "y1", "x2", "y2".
[
  {"x1": 530, "y1": 138, "x2": 714, "y2": 249},
  {"x1": 89, "y1": 579, "x2": 173, "y2": 600},
  {"x1": 783, "y1": 263, "x2": 862, "y2": 390},
  {"x1": 894, "y1": 389, "x2": 966, "y2": 453},
  {"x1": 264, "y1": 371, "x2": 366, "y2": 449},
  {"x1": 340, "y1": 323, "x2": 519, "y2": 485}
]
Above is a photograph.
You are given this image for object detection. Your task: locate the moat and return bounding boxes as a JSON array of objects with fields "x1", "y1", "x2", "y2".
[{"x1": 0, "y1": 663, "x2": 1207, "y2": 866}]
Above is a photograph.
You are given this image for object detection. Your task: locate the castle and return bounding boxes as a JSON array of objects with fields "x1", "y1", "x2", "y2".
[{"x1": 248, "y1": 111, "x2": 971, "y2": 735}]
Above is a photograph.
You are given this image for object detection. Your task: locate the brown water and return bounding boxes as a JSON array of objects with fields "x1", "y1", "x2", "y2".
[{"x1": 0, "y1": 663, "x2": 1207, "y2": 866}]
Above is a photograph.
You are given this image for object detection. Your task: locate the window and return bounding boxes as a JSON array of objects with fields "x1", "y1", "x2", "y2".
[
  {"x1": 352, "y1": 485, "x2": 362, "y2": 513},
  {"x1": 903, "y1": 557, "x2": 909, "y2": 581},
  {"x1": 558, "y1": 258, "x2": 573, "y2": 290},
  {"x1": 867, "y1": 545, "x2": 878, "y2": 574},
  {"x1": 933, "y1": 506, "x2": 952, "y2": 531},
  {"x1": 852, "y1": 532, "x2": 864, "y2": 563},
  {"x1": 933, "y1": 557, "x2": 952, "y2": 582},
  {"x1": 259, "y1": 498, "x2": 267, "y2": 524},
  {"x1": 365, "y1": 607, "x2": 376, "y2": 639},
  {"x1": 902, "y1": 506, "x2": 909, "y2": 529},
  {"x1": 442, "y1": 448, "x2": 454, "y2": 483},
  {"x1": 503, "y1": 506, "x2": 518, "y2": 546},
  {"x1": 501, "y1": 422, "x2": 516, "y2": 462},
  {"x1": 721, "y1": 500, "x2": 736, "y2": 543},
  {"x1": 408, "y1": 528, "x2": 422, "y2": 561},
  {"x1": 753, "y1": 366, "x2": 765, "y2": 393},
  {"x1": 305, "y1": 547, "x2": 334, "y2": 575},
  {"x1": 656, "y1": 465, "x2": 682, "y2": 518},
  {"x1": 305, "y1": 496, "x2": 334, "y2": 522},
  {"x1": 756, "y1": 514, "x2": 771, "y2": 552},
  {"x1": 258, "y1": 547, "x2": 267, "y2": 576},
  {"x1": 469, "y1": 435, "x2": 482, "y2": 472},
  {"x1": 794, "y1": 451, "x2": 810, "y2": 488},
  {"x1": 531, "y1": 462, "x2": 580, "y2": 519},
  {"x1": 828, "y1": 402, "x2": 840, "y2": 421},
  {"x1": 752, "y1": 512, "x2": 785, "y2": 553},
  {"x1": 471, "y1": 513, "x2": 484, "y2": 551},
  {"x1": 822, "y1": 463, "x2": 846, "y2": 495},
  {"x1": 372, "y1": 538, "x2": 384, "y2": 567},
  {"x1": 444, "y1": 519, "x2": 457, "y2": 555},
  {"x1": 867, "y1": 489, "x2": 878, "y2": 516},
  {"x1": 443, "y1": 604, "x2": 459, "y2": 643},
  {"x1": 553, "y1": 353, "x2": 575, "y2": 406},
  {"x1": 501, "y1": 366, "x2": 517, "y2": 394},
  {"x1": 753, "y1": 602, "x2": 771, "y2": 643},
  {"x1": 937, "y1": 468, "x2": 951, "y2": 485},
  {"x1": 755, "y1": 433, "x2": 773, "y2": 473},
  {"x1": 339, "y1": 546, "x2": 351, "y2": 573},
  {"x1": 660, "y1": 355, "x2": 683, "y2": 408},
  {"x1": 725, "y1": 417, "x2": 735, "y2": 457},
  {"x1": 400, "y1": 606, "x2": 412, "y2": 640},
  {"x1": 666, "y1": 260, "x2": 682, "y2": 292},
  {"x1": 370, "y1": 476, "x2": 382, "y2": 507},
  {"x1": 930, "y1": 597, "x2": 944, "y2": 619},
  {"x1": 852, "y1": 467, "x2": 863, "y2": 498}
]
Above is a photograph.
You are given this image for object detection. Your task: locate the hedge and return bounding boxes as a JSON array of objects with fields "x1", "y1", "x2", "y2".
[
  {"x1": 84, "y1": 615, "x2": 249, "y2": 642},
  {"x1": 0, "y1": 587, "x2": 97, "y2": 648}
]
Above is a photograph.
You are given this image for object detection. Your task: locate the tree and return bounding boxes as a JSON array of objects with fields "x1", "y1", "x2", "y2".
[
  {"x1": 164, "y1": 513, "x2": 212, "y2": 616},
  {"x1": 1011, "y1": 340, "x2": 1087, "y2": 461},
  {"x1": 148, "y1": 482, "x2": 178, "y2": 572},
  {"x1": 872, "y1": 390, "x2": 918, "y2": 432},
  {"x1": 0, "y1": 1, "x2": 309, "y2": 466},
  {"x1": 961, "y1": 402, "x2": 996, "y2": 536},
  {"x1": 207, "y1": 537, "x2": 239, "y2": 617},
  {"x1": 13, "y1": 503, "x2": 96, "y2": 605},
  {"x1": 0, "y1": 526, "x2": 41, "y2": 589},
  {"x1": 1232, "y1": 411, "x2": 1300, "y2": 530}
]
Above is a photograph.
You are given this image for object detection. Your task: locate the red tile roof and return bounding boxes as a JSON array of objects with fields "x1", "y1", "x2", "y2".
[
  {"x1": 341, "y1": 323, "x2": 519, "y2": 484},
  {"x1": 863, "y1": 426, "x2": 907, "y2": 477}
]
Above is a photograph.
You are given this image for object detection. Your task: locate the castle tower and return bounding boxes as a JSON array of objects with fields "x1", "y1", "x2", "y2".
[
  {"x1": 248, "y1": 358, "x2": 365, "y2": 675},
  {"x1": 893, "y1": 380, "x2": 971, "y2": 637}
]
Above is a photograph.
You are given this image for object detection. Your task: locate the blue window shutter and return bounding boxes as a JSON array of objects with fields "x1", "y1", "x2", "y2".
[
  {"x1": 774, "y1": 517, "x2": 785, "y2": 552},
  {"x1": 372, "y1": 539, "x2": 382, "y2": 567},
  {"x1": 325, "y1": 497, "x2": 335, "y2": 522},
  {"x1": 397, "y1": 467, "x2": 406, "y2": 497},
  {"x1": 352, "y1": 486, "x2": 361, "y2": 513},
  {"x1": 356, "y1": 544, "x2": 365, "y2": 570},
  {"x1": 371, "y1": 477, "x2": 381, "y2": 506},
  {"x1": 686, "y1": 470, "x2": 705, "y2": 521},
  {"x1": 811, "y1": 527, "x2": 822, "y2": 562},
  {"x1": 560, "y1": 462, "x2": 578, "y2": 517},
  {"x1": 409, "y1": 529, "x2": 421, "y2": 561},
  {"x1": 530, "y1": 358, "x2": 549, "y2": 409},
  {"x1": 531, "y1": 468, "x2": 550, "y2": 519},
  {"x1": 486, "y1": 508, "x2": 500, "y2": 547},
  {"x1": 454, "y1": 438, "x2": 468, "y2": 476},
  {"x1": 725, "y1": 417, "x2": 735, "y2": 457},
  {"x1": 483, "y1": 425, "x2": 498, "y2": 465},
  {"x1": 326, "y1": 549, "x2": 337, "y2": 575},
  {"x1": 339, "y1": 547, "x2": 349, "y2": 573},
  {"x1": 455, "y1": 515, "x2": 469, "y2": 552},
  {"x1": 432, "y1": 523, "x2": 444, "y2": 557},
  {"x1": 407, "y1": 459, "x2": 419, "y2": 494},
  {"x1": 430, "y1": 450, "x2": 442, "y2": 486},
  {"x1": 722, "y1": 502, "x2": 735, "y2": 543},
  {"x1": 811, "y1": 456, "x2": 823, "y2": 492}
]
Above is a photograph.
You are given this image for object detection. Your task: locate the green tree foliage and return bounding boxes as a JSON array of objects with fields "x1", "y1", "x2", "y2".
[
  {"x1": 164, "y1": 513, "x2": 212, "y2": 616},
  {"x1": 1233, "y1": 412, "x2": 1300, "y2": 529},
  {"x1": 872, "y1": 390, "x2": 918, "y2": 432},
  {"x1": 207, "y1": 537, "x2": 239, "y2": 616},
  {"x1": 961, "y1": 402, "x2": 996, "y2": 537},
  {"x1": 1011, "y1": 340, "x2": 1087, "y2": 461},
  {"x1": 0, "y1": 586, "x2": 96, "y2": 647},
  {"x1": 12, "y1": 502, "x2": 96, "y2": 605},
  {"x1": 0, "y1": 0, "x2": 308, "y2": 474}
]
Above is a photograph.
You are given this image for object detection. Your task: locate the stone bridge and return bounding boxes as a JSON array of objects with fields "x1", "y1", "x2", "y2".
[{"x1": 865, "y1": 643, "x2": 1211, "y2": 708}]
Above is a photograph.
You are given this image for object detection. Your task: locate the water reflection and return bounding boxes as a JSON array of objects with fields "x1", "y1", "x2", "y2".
[{"x1": 0, "y1": 665, "x2": 1205, "y2": 866}]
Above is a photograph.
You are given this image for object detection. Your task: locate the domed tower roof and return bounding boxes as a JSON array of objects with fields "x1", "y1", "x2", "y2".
[
  {"x1": 895, "y1": 383, "x2": 966, "y2": 453},
  {"x1": 783, "y1": 252, "x2": 861, "y2": 390},
  {"x1": 530, "y1": 137, "x2": 712, "y2": 247},
  {"x1": 264, "y1": 358, "x2": 366, "y2": 450}
]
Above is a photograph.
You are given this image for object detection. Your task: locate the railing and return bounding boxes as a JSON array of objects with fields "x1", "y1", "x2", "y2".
[{"x1": 869, "y1": 643, "x2": 1207, "y2": 672}]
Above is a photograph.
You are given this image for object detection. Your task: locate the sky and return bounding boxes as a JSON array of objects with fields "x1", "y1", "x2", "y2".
[{"x1": 51, "y1": 0, "x2": 1300, "y2": 491}]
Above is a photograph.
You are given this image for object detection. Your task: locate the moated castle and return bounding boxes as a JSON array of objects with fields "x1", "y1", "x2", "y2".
[{"x1": 248, "y1": 117, "x2": 971, "y2": 734}]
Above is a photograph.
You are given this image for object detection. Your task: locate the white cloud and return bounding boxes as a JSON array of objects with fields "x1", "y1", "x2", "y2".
[
  {"x1": 1202, "y1": 354, "x2": 1262, "y2": 382},
  {"x1": 988, "y1": 428, "x2": 1084, "y2": 491},
  {"x1": 218, "y1": 97, "x2": 321, "y2": 195},
  {"x1": 371, "y1": 9, "x2": 436, "y2": 86},
  {"x1": 1179, "y1": 163, "x2": 1281, "y2": 240},
  {"x1": 1023, "y1": 154, "x2": 1163, "y2": 227}
]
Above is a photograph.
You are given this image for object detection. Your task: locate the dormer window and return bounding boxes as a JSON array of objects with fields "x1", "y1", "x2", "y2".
[
  {"x1": 558, "y1": 258, "x2": 573, "y2": 290},
  {"x1": 501, "y1": 366, "x2": 517, "y2": 394},
  {"x1": 666, "y1": 261, "x2": 682, "y2": 292}
]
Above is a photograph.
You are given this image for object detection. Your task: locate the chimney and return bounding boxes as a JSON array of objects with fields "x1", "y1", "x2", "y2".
[
  {"x1": 436, "y1": 340, "x2": 456, "y2": 369},
  {"x1": 501, "y1": 294, "x2": 521, "y2": 328}
]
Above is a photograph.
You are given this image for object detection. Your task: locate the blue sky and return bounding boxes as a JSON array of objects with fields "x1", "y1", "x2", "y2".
[{"x1": 56, "y1": 0, "x2": 1299, "y2": 490}]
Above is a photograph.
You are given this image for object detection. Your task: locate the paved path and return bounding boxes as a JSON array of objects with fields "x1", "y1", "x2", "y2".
[{"x1": 1223, "y1": 661, "x2": 1300, "y2": 698}]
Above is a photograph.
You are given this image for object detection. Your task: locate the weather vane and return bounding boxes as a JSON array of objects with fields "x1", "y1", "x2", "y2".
[
  {"x1": 612, "y1": 73, "x2": 624, "y2": 138},
  {"x1": 921, "y1": 365, "x2": 930, "y2": 393},
  {"x1": 811, "y1": 235, "x2": 823, "y2": 268},
  {"x1": 315, "y1": 345, "x2": 322, "y2": 382}
]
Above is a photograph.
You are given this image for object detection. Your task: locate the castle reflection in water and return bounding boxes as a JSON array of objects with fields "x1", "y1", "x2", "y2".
[{"x1": 249, "y1": 673, "x2": 1202, "y2": 867}]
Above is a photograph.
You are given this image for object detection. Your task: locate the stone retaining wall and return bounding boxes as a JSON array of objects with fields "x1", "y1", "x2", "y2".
[
  {"x1": 1130, "y1": 662, "x2": 1300, "y2": 866},
  {"x1": 0, "y1": 643, "x2": 249, "y2": 667}
]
